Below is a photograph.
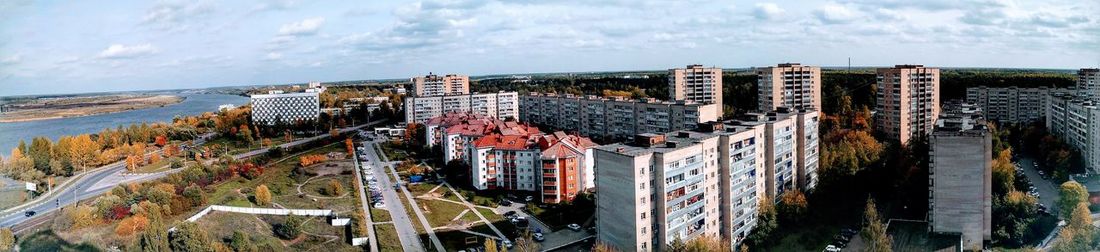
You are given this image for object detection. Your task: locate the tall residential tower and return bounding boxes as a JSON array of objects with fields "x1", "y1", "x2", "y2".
[
  {"x1": 875, "y1": 65, "x2": 940, "y2": 144},
  {"x1": 757, "y1": 63, "x2": 822, "y2": 112},
  {"x1": 412, "y1": 73, "x2": 470, "y2": 97},
  {"x1": 669, "y1": 65, "x2": 723, "y2": 116}
]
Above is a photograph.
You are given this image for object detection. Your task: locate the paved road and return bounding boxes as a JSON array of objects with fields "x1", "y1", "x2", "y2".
[
  {"x1": 0, "y1": 121, "x2": 383, "y2": 231},
  {"x1": 361, "y1": 137, "x2": 427, "y2": 252},
  {"x1": 1017, "y1": 157, "x2": 1057, "y2": 211},
  {"x1": 351, "y1": 145, "x2": 380, "y2": 252}
]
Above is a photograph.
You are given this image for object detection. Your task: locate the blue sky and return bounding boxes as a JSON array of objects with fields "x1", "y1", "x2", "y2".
[{"x1": 1, "y1": 0, "x2": 1098, "y2": 96}]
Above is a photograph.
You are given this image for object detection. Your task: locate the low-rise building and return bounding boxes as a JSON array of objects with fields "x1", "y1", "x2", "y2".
[
  {"x1": 404, "y1": 92, "x2": 519, "y2": 124},
  {"x1": 519, "y1": 93, "x2": 719, "y2": 141},
  {"x1": 250, "y1": 91, "x2": 320, "y2": 125},
  {"x1": 929, "y1": 101, "x2": 992, "y2": 249}
]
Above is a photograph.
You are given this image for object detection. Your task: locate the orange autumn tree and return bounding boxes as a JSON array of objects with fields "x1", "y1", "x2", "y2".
[
  {"x1": 115, "y1": 214, "x2": 149, "y2": 236},
  {"x1": 299, "y1": 155, "x2": 328, "y2": 167},
  {"x1": 154, "y1": 135, "x2": 168, "y2": 147},
  {"x1": 345, "y1": 138, "x2": 355, "y2": 157}
]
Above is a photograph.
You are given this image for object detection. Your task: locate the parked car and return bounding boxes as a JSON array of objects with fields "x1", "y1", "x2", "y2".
[
  {"x1": 501, "y1": 240, "x2": 513, "y2": 248},
  {"x1": 533, "y1": 233, "x2": 545, "y2": 242},
  {"x1": 500, "y1": 200, "x2": 512, "y2": 206},
  {"x1": 824, "y1": 245, "x2": 841, "y2": 252},
  {"x1": 525, "y1": 196, "x2": 534, "y2": 202},
  {"x1": 504, "y1": 211, "x2": 517, "y2": 217},
  {"x1": 374, "y1": 202, "x2": 386, "y2": 208},
  {"x1": 567, "y1": 223, "x2": 582, "y2": 231}
]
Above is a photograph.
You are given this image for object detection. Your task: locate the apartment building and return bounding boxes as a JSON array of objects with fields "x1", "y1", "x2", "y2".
[
  {"x1": 965, "y1": 86, "x2": 1070, "y2": 124},
  {"x1": 412, "y1": 73, "x2": 470, "y2": 97},
  {"x1": 929, "y1": 102, "x2": 992, "y2": 249},
  {"x1": 595, "y1": 131, "x2": 722, "y2": 251},
  {"x1": 250, "y1": 90, "x2": 321, "y2": 125},
  {"x1": 594, "y1": 108, "x2": 819, "y2": 250},
  {"x1": 1046, "y1": 94, "x2": 1100, "y2": 173},
  {"x1": 757, "y1": 63, "x2": 822, "y2": 112},
  {"x1": 519, "y1": 93, "x2": 720, "y2": 141},
  {"x1": 1080, "y1": 68, "x2": 1100, "y2": 101},
  {"x1": 404, "y1": 92, "x2": 519, "y2": 124},
  {"x1": 423, "y1": 113, "x2": 597, "y2": 204},
  {"x1": 469, "y1": 131, "x2": 598, "y2": 203},
  {"x1": 670, "y1": 65, "x2": 723, "y2": 111},
  {"x1": 875, "y1": 65, "x2": 941, "y2": 145}
]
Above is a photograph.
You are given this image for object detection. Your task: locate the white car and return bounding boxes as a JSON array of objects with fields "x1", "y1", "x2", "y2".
[
  {"x1": 567, "y1": 223, "x2": 581, "y2": 231},
  {"x1": 824, "y1": 245, "x2": 841, "y2": 252},
  {"x1": 373, "y1": 201, "x2": 386, "y2": 208},
  {"x1": 365, "y1": 175, "x2": 375, "y2": 180}
]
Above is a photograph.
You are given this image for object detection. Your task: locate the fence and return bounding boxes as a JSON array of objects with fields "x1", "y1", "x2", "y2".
[{"x1": 184, "y1": 205, "x2": 334, "y2": 222}]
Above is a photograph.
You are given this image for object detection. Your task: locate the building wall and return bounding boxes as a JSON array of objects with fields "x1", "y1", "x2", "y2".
[
  {"x1": 876, "y1": 65, "x2": 940, "y2": 144},
  {"x1": 519, "y1": 93, "x2": 719, "y2": 141},
  {"x1": 966, "y1": 86, "x2": 1068, "y2": 124},
  {"x1": 796, "y1": 111, "x2": 820, "y2": 190},
  {"x1": 929, "y1": 130, "x2": 992, "y2": 249},
  {"x1": 669, "y1": 65, "x2": 723, "y2": 113},
  {"x1": 757, "y1": 64, "x2": 822, "y2": 112},
  {"x1": 1080, "y1": 68, "x2": 1100, "y2": 101},
  {"x1": 405, "y1": 92, "x2": 519, "y2": 124},
  {"x1": 1047, "y1": 94, "x2": 1100, "y2": 173},
  {"x1": 250, "y1": 92, "x2": 320, "y2": 125},
  {"x1": 594, "y1": 150, "x2": 648, "y2": 251},
  {"x1": 413, "y1": 74, "x2": 469, "y2": 97},
  {"x1": 718, "y1": 128, "x2": 765, "y2": 247}
]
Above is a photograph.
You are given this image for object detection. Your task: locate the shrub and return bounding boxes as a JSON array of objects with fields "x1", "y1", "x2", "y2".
[
  {"x1": 274, "y1": 215, "x2": 302, "y2": 239},
  {"x1": 324, "y1": 179, "x2": 344, "y2": 196},
  {"x1": 255, "y1": 185, "x2": 272, "y2": 206},
  {"x1": 115, "y1": 215, "x2": 150, "y2": 236}
]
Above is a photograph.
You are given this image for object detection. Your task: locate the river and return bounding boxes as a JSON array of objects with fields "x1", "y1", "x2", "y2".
[{"x1": 0, "y1": 93, "x2": 249, "y2": 152}]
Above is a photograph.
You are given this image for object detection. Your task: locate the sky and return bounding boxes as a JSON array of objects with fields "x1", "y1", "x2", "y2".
[{"x1": 1, "y1": 0, "x2": 1098, "y2": 96}]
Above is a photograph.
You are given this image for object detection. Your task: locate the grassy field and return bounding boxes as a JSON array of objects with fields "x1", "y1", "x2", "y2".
[
  {"x1": 0, "y1": 189, "x2": 26, "y2": 210},
  {"x1": 19, "y1": 230, "x2": 101, "y2": 252},
  {"x1": 370, "y1": 207, "x2": 391, "y2": 222},
  {"x1": 194, "y1": 211, "x2": 361, "y2": 251},
  {"x1": 416, "y1": 198, "x2": 467, "y2": 227},
  {"x1": 374, "y1": 223, "x2": 403, "y2": 252}
]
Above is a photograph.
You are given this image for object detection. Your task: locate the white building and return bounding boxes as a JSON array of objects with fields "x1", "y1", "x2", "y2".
[
  {"x1": 966, "y1": 86, "x2": 1070, "y2": 124},
  {"x1": 404, "y1": 92, "x2": 519, "y2": 124},
  {"x1": 1080, "y1": 68, "x2": 1100, "y2": 101},
  {"x1": 250, "y1": 91, "x2": 320, "y2": 125},
  {"x1": 1047, "y1": 94, "x2": 1100, "y2": 173},
  {"x1": 520, "y1": 93, "x2": 720, "y2": 141}
]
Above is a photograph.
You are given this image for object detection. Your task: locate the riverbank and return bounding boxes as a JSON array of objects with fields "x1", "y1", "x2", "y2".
[{"x1": 0, "y1": 95, "x2": 185, "y2": 123}]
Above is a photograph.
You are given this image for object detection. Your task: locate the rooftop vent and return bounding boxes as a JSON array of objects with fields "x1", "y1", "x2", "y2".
[
  {"x1": 677, "y1": 132, "x2": 691, "y2": 138},
  {"x1": 666, "y1": 141, "x2": 678, "y2": 148},
  {"x1": 634, "y1": 134, "x2": 666, "y2": 147}
]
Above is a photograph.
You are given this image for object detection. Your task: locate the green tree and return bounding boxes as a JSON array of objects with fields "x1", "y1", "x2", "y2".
[
  {"x1": 860, "y1": 198, "x2": 892, "y2": 252},
  {"x1": 0, "y1": 228, "x2": 14, "y2": 252},
  {"x1": 274, "y1": 214, "x2": 302, "y2": 239},
  {"x1": 1058, "y1": 181, "x2": 1088, "y2": 219},
  {"x1": 745, "y1": 197, "x2": 777, "y2": 247},
  {"x1": 170, "y1": 222, "x2": 211, "y2": 252},
  {"x1": 777, "y1": 191, "x2": 808, "y2": 224},
  {"x1": 230, "y1": 230, "x2": 256, "y2": 252}
]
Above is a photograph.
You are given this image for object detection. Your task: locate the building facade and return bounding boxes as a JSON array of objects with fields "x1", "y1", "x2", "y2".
[
  {"x1": 595, "y1": 132, "x2": 722, "y2": 251},
  {"x1": 669, "y1": 64, "x2": 723, "y2": 112},
  {"x1": 594, "y1": 108, "x2": 819, "y2": 250},
  {"x1": 404, "y1": 92, "x2": 519, "y2": 124},
  {"x1": 929, "y1": 102, "x2": 992, "y2": 249},
  {"x1": 1046, "y1": 94, "x2": 1100, "y2": 173},
  {"x1": 875, "y1": 65, "x2": 941, "y2": 145},
  {"x1": 757, "y1": 63, "x2": 822, "y2": 112},
  {"x1": 1080, "y1": 68, "x2": 1100, "y2": 101},
  {"x1": 519, "y1": 93, "x2": 720, "y2": 141},
  {"x1": 965, "y1": 86, "x2": 1069, "y2": 124},
  {"x1": 250, "y1": 91, "x2": 321, "y2": 125},
  {"x1": 412, "y1": 73, "x2": 470, "y2": 97}
]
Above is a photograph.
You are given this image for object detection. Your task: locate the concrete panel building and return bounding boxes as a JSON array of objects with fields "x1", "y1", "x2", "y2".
[
  {"x1": 1046, "y1": 94, "x2": 1100, "y2": 173},
  {"x1": 757, "y1": 63, "x2": 822, "y2": 112},
  {"x1": 250, "y1": 91, "x2": 321, "y2": 125},
  {"x1": 965, "y1": 86, "x2": 1071, "y2": 124},
  {"x1": 519, "y1": 93, "x2": 719, "y2": 141},
  {"x1": 670, "y1": 65, "x2": 723, "y2": 113},
  {"x1": 929, "y1": 102, "x2": 992, "y2": 249},
  {"x1": 412, "y1": 73, "x2": 469, "y2": 97},
  {"x1": 595, "y1": 132, "x2": 722, "y2": 251},
  {"x1": 875, "y1": 65, "x2": 940, "y2": 145},
  {"x1": 1080, "y1": 68, "x2": 1100, "y2": 101},
  {"x1": 404, "y1": 92, "x2": 519, "y2": 124}
]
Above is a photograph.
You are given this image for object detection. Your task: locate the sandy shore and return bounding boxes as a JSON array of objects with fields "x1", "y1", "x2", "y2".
[{"x1": 0, "y1": 95, "x2": 185, "y2": 123}]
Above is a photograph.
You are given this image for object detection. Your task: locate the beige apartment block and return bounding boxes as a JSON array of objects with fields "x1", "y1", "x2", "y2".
[
  {"x1": 595, "y1": 132, "x2": 722, "y2": 251},
  {"x1": 669, "y1": 64, "x2": 723, "y2": 114},
  {"x1": 519, "y1": 93, "x2": 719, "y2": 141},
  {"x1": 875, "y1": 65, "x2": 940, "y2": 145},
  {"x1": 412, "y1": 73, "x2": 470, "y2": 97},
  {"x1": 757, "y1": 63, "x2": 822, "y2": 112},
  {"x1": 404, "y1": 92, "x2": 518, "y2": 124}
]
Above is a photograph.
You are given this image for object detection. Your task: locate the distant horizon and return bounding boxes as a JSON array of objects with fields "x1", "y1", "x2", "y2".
[{"x1": 1, "y1": 64, "x2": 1089, "y2": 97}]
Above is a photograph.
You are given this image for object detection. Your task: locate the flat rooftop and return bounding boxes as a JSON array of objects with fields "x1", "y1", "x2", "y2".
[{"x1": 597, "y1": 130, "x2": 715, "y2": 157}]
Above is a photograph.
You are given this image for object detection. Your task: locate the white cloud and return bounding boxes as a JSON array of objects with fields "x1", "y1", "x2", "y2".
[
  {"x1": 97, "y1": 44, "x2": 159, "y2": 59},
  {"x1": 265, "y1": 52, "x2": 283, "y2": 60},
  {"x1": 1, "y1": 54, "x2": 20, "y2": 64},
  {"x1": 814, "y1": 3, "x2": 859, "y2": 24},
  {"x1": 278, "y1": 17, "x2": 325, "y2": 36},
  {"x1": 753, "y1": 3, "x2": 785, "y2": 20}
]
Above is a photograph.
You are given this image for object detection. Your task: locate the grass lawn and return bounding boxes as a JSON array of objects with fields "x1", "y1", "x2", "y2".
[
  {"x1": 194, "y1": 211, "x2": 361, "y2": 251},
  {"x1": 132, "y1": 158, "x2": 172, "y2": 173},
  {"x1": 458, "y1": 210, "x2": 482, "y2": 223},
  {"x1": 374, "y1": 223, "x2": 403, "y2": 252},
  {"x1": 407, "y1": 182, "x2": 439, "y2": 196},
  {"x1": 378, "y1": 142, "x2": 409, "y2": 161},
  {"x1": 19, "y1": 230, "x2": 101, "y2": 252},
  {"x1": 417, "y1": 198, "x2": 468, "y2": 227},
  {"x1": 370, "y1": 207, "x2": 392, "y2": 222},
  {"x1": 0, "y1": 189, "x2": 26, "y2": 210}
]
